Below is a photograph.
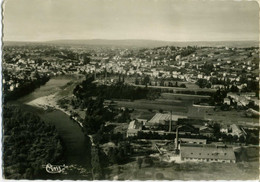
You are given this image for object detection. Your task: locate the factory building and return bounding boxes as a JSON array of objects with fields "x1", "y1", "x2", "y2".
[{"x1": 180, "y1": 144, "x2": 236, "y2": 163}]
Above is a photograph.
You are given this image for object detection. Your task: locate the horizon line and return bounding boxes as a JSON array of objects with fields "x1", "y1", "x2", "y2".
[{"x1": 3, "y1": 38, "x2": 259, "y2": 43}]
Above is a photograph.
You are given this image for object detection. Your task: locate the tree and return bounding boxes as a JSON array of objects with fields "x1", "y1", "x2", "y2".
[
  {"x1": 144, "y1": 157, "x2": 154, "y2": 167},
  {"x1": 227, "y1": 134, "x2": 233, "y2": 144},
  {"x1": 137, "y1": 158, "x2": 143, "y2": 169},
  {"x1": 233, "y1": 135, "x2": 239, "y2": 142},
  {"x1": 180, "y1": 83, "x2": 186, "y2": 88},
  {"x1": 239, "y1": 135, "x2": 245, "y2": 143},
  {"x1": 135, "y1": 78, "x2": 139, "y2": 85},
  {"x1": 91, "y1": 146, "x2": 103, "y2": 180},
  {"x1": 116, "y1": 108, "x2": 131, "y2": 123},
  {"x1": 143, "y1": 76, "x2": 150, "y2": 86},
  {"x1": 196, "y1": 79, "x2": 208, "y2": 88},
  {"x1": 230, "y1": 85, "x2": 239, "y2": 92},
  {"x1": 3, "y1": 105, "x2": 64, "y2": 179}
]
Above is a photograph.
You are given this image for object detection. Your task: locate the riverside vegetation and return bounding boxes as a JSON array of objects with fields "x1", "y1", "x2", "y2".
[{"x1": 3, "y1": 105, "x2": 65, "y2": 179}]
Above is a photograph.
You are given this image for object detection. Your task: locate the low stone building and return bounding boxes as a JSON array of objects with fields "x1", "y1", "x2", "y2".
[{"x1": 180, "y1": 144, "x2": 236, "y2": 163}]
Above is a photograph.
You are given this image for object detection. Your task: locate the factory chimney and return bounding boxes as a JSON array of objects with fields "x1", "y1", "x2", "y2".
[
  {"x1": 169, "y1": 111, "x2": 172, "y2": 132},
  {"x1": 175, "y1": 126, "x2": 180, "y2": 153}
]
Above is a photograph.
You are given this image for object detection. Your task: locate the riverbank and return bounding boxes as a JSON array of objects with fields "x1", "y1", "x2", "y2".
[{"x1": 26, "y1": 94, "x2": 84, "y2": 128}]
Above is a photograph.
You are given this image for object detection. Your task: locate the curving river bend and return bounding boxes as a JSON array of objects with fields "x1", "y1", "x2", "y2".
[{"x1": 12, "y1": 76, "x2": 92, "y2": 180}]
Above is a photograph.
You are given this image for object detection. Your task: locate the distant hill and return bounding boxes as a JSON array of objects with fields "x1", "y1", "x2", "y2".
[{"x1": 4, "y1": 39, "x2": 259, "y2": 48}]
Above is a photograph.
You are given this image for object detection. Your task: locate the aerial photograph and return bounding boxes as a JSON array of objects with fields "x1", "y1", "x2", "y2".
[{"x1": 1, "y1": 0, "x2": 259, "y2": 180}]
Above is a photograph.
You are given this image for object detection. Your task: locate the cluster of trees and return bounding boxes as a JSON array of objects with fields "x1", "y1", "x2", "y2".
[
  {"x1": 91, "y1": 146, "x2": 106, "y2": 180},
  {"x1": 244, "y1": 129, "x2": 259, "y2": 145},
  {"x1": 73, "y1": 83, "x2": 135, "y2": 136},
  {"x1": 197, "y1": 76, "x2": 259, "y2": 98},
  {"x1": 196, "y1": 78, "x2": 212, "y2": 89},
  {"x1": 201, "y1": 63, "x2": 214, "y2": 76},
  {"x1": 179, "y1": 46, "x2": 196, "y2": 57},
  {"x1": 74, "y1": 75, "x2": 160, "y2": 101},
  {"x1": 98, "y1": 83, "x2": 152, "y2": 100},
  {"x1": 83, "y1": 97, "x2": 115, "y2": 135},
  {"x1": 3, "y1": 105, "x2": 64, "y2": 179},
  {"x1": 212, "y1": 89, "x2": 227, "y2": 104},
  {"x1": 106, "y1": 142, "x2": 132, "y2": 165},
  {"x1": 3, "y1": 74, "x2": 50, "y2": 102},
  {"x1": 79, "y1": 96, "x2": 132, "y2": 136},
  {"x1": 208, "y1": 122, "x2": 258, "y2": 145},
  {"x1": 90, "y1": 141, "x2": 133, "y2": 180}
]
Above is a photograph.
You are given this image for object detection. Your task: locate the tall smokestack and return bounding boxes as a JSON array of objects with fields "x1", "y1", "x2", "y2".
[
  {"x1": 169, "y1": 111, "x2": 172, "y2": 132},
  {"x1": 175, "y1": 127, "x2": 179, "y2": 151}
]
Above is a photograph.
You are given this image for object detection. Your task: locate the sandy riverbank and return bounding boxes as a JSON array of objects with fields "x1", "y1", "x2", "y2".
[
  {"x1": 26, "y1": 94, "x2": 70, "y2": 115},
  {"x1": 26, "y1": 94, "x2": 84, "y2": 128}
]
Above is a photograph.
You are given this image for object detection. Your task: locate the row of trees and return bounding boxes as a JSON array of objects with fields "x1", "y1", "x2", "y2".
[{"x1": 3, "y1": 105, "x2": 64, "y2": 179}]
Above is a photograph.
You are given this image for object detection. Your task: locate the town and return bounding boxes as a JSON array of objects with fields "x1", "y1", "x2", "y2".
[{"x1": 3, "y1": 42, "x2": 259, "y2": 180}]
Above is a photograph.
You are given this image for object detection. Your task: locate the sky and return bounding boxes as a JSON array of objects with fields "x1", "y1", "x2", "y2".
[{"x1": 3, "y1": 0, "x2": 259, "y2": 42}]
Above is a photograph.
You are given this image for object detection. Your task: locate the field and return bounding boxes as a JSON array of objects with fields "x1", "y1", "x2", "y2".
[
  {"x1": 115, "y1": 99, "x2": 188, "y2": 113},
  {"x1": 161, "y1": 93, "x2": 210, "y2": 101},
  {"x1": 105, "y1": 159, "x2": 259, "y2": 180},
  {"x1": 113, "y1": 92, "x2": 258, "y2": 127},
  {"x1": 205, "y1": 110, "x2": 259, "y2": 127}
]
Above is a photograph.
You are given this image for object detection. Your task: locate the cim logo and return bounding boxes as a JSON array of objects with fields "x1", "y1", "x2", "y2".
[{"x1": 43, "y1": 163, "x2": 67, "y2": 174}]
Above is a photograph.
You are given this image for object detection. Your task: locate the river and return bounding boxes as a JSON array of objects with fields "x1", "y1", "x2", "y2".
[{"x1": 11, "y1": 76, "x2": 92, "y2": 180}]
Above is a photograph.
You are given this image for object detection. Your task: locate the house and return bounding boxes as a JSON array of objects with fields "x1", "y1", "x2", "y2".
[
  {"x1": 180, "y1": 144, "x2": 236, "y2": 163},
  {"x1": 229, "y1": 124, "x2": 243, "y2": 137},
  {"x1": 211, "y1": 84, "x2": 225, "y2": 89},
  {"x1": 223, "y1": 98, "x2": 231, "y2": 105},
  {"x1": 127, "y1": 120, "x2": 143, "y2": 137},
  {"x1": 220, "y1": 124, "x2": 243, "y2": 137},
  {"x1": 199, "y1": 126, "x2": 214, "y2": 137},
  {"x1": 220, "y1": 125, "x2": 230, "y2": 133}
]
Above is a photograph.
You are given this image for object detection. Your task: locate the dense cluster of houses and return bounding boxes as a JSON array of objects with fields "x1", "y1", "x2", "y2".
[
  {"x1": 3, "y1": 45, "x2": 258, "y2": 99},
  {"x1": 225, "y1": 92, "x2": 259, "y2": 107}
]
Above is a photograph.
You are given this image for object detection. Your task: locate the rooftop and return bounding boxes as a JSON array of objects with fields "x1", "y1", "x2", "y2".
[
  {"x1": 180, "y1": 144, "x2": 236, "y2": 161},
  {"x1": 148, "y1": 113, "x2": 187, "y2": 124}
]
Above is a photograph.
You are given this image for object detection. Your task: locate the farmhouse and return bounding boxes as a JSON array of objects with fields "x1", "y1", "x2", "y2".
[{"x1": 180, "y1": 144, "x2": 236, "y2": 163}]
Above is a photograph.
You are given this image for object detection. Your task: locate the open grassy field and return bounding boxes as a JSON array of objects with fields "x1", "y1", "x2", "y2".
[
  {"x1": 205, "y1": 110, "x2": 259, "y2": 127},
  {"x1": 105, "y1": 159, "x2": 259, "y2": 180},
  {"x1": 130, "y1": 109, "x2": 155, "y2": 120},
  {"x1": 161, "y1": 93, "x2": 210, "y2": 100},
  {"x1": 115, "y1": 99, "x2": 188, "y2": 113}
]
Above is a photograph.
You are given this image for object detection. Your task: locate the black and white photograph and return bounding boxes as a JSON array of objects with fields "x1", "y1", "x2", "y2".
[{"x1": 1, "y1": 0, "x2": 259, "y2": 180}]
